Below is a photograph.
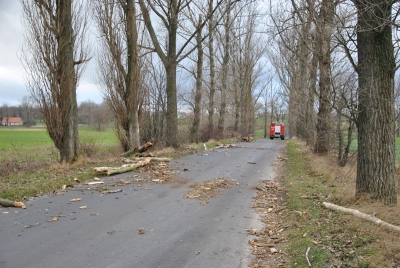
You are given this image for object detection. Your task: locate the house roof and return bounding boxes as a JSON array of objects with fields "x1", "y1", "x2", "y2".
[{"x1": 2, "y1": 117, "x2": 23, "y2": 123}]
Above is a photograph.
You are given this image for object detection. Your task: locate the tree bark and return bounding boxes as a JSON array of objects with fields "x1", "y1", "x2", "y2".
[
  {"x1": 355, "y1": 0, "x2": 397, "y2": 205},
  {"x1": 56, "y1": 0, "x2": 78, "y2": 163},
  {"x1": 314, "y1": 0, "x2": 334, "y2": 154},
  {"x1": 306, "y1": 50, "x2": 317, "y2": 145},
  {"x1": 57, "y1": 0, "x2": 78, "y2": 163},
  {"x1": 191, "y1": 16, "x2": 204, "y2": 143},
  {"x1": 125, "y1": 0, "x2": 140, "y2": 150},
  {"x1": 217, "y1": 0, "x2": 231, "y2": 135},
  {"x1": 207, "y1": 0, "x2": 216, "y2": 137}
]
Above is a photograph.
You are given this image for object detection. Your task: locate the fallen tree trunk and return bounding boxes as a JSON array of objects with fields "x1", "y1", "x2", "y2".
[
  {"x1": 130, "y1": 157, "x2": 171, "y2": 162},
  {"x1": 0, "y1": 198, "x2": 26, "y2": 208},
  {"x1": 107, "y1": 163, "x2": 144, "y2": 176},
  {"x1": 92, "y1": 167, "x2": 110, "y2": 173},
  {"x1": 107, "y1": 158, "x2": 151, "y2": 176},
  {"x1": 323, "y1": 202, "x2": 400, "y2": 233},
  {"x1": 93, "y1": 157, "x2": 171, "y2": 176}
]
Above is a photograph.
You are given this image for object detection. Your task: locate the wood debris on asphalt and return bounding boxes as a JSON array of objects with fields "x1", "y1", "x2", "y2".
[
  {"x1": 183, "y1": 178, "x2": 235, "y2": 204},
  {"x1": 93, "y1": 157, "x2": 171, "y2": 176}
]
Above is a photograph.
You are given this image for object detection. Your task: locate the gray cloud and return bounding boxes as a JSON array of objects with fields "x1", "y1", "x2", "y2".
[{"x1": 0, "y1": 0, "x2": 102, "y2": 106}]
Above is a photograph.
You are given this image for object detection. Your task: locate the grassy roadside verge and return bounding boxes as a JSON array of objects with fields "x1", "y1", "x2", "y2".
[
  {"x1": 0, "y1": 138, "x2": 236, "y2": 201},
  {"x1": 284, "y1": 139, "x2": 400, "y2": 267}
]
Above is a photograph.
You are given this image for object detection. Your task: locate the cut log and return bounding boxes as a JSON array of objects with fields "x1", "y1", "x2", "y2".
[
  {"x1": 93, "y1": 157, "x2": 171, "y2": 176},
  {"x1": 0, "y1": 198, "x2": 26, "y2": 208},
  {"x1": 105, "y1": 158, "x2": 151, "y2": 176},
  {"x1": 323, "y1": 202, "x2": 400, "y2": 233},
  {"x1": 107, "y1": 163, "x2": 143, "y2": 176}
]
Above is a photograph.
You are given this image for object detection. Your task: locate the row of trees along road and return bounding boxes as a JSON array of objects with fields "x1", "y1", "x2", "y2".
[
  {"x1": 20, "y1": 0, "x2": 398, "y2": 205},
  {"x1": 269, "y1": 0, "x2": 399, "y2": 205},
  {"x1": 21, "y1": 0, "x2": 268, "y2": 160}
]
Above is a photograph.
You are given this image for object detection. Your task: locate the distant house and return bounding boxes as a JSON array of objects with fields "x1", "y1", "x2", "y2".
[{"x1": 1, "y1": 117, "x2": 23, "y2": 126}]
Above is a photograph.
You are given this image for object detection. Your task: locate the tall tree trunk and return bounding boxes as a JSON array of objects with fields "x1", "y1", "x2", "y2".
[
  {"x1": 288, "y1": 82, "x2": 296, "y2": 139},
  {"x1": 125, "y1": 0, "x2": 140, "y2": 150},
  {"x1": 339, "y1": 118, "x2": 354, "y2": 167},
  {"x1": 314, "y1": 0, "x2": 333, "y2": 154},
  {"x1": 233, "y1": 59, "x2": 240, "y2": 132},
  {"x1": 191, "y1": 15, "x2": 203, "y2": 143},
  {"x1": 57, "y1": 0, "x2": 78, "y2": 163},
  {"x1": 165, "y1": 59, "x2": 178, "y2": 147},
  {"x1": 139, "y1": 0, "x2": 180, "y2": 148},
  {"x1": 355, "y1": 0, "x2": 397, "y2": 204},
  {"x1": 218, "y1": 0, "x2": 231, "y2": 135},
  {"x1": 263, "y1": 96, "x2": 268, "y2": 138},
  {"x1": 296, "y1": 34, "x2": 310, "y2": 140},
  {"x1": 306, "y1": 50, "x2": 318, "y2": 145},
  {"x1": 207, "y1": 0, "x2": 216, "y2": 136}
]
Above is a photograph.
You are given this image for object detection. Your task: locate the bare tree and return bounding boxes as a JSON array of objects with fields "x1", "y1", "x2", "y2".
[
  {"x1": 207, "y1": 0, "x2": 217, "y2": 139},
  {"x1": 21, "y1": 0, "x2": 90, "y2": 163},
  {"x1": 138, "y1": 0, "x2": 233, "y2": 147},
  {"x1": 1, "y1": 102, "x2": 11, "y2": 125},
  {"x1": 355, "y1": 0, "x2": 397, "y2": 204},
  {"x1": 331, "y1": 64, "x2": 357, "y2": 167},
  {"x1": 91, "y1": 102, "x2": 113, "y2": 132},
  {"x1": 314, "y1": 0, "x2": 335, "y2": 154},
  {"x1": 337, "y1": 0, "x2": 398, "y2": 204},
  {"x1": 78, "y1": 100, "x2": 98, "y2": 125},
  {"x1": 190, "y1": 15, "x2": 204, "y2": 143},
  {"x1": 141, "y1": 55, "x2": 167, "y2": 143},
  {"x1": 20, "y1": 96, "x2": 35, "y2": 126},
  {"x1": 269, "y1": 0, "x2": 314, "y2": 140},
  {"x1": 91, "y1": 0, "x2": 141, "y2": 151},
  {"x1": 236, "y1": 2, "x2": 266, "y2": 135},
  {"x1": 217, "y1": 0, "x2": 231, "y2": 135}
]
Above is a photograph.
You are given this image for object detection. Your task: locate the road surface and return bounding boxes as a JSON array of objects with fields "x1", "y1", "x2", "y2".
[{"x1": 0, "y1": 138, "x2": 284, "y2": 268}]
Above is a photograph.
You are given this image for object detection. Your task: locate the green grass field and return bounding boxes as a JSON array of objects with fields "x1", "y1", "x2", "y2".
[
  {"x1": 0, "y1": 128, "x2": 52, "y2": 148},
  {"x1": 0, "y1": 126, "x2": 118, "y2": 146},
  {"x1": 349, "y1": 138, "x2": 400, "y2": 162},
  {"x1": 0, "y1": 126, "x2": 119, "y2": 162},
  {"x1": 0, "y1": 126, "x2": 120, "y2": 199}
]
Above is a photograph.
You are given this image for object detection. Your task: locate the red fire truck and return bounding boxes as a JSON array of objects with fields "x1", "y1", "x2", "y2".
[{"x1": 270, "y1": 122, "x2": 285, "y2": 140}]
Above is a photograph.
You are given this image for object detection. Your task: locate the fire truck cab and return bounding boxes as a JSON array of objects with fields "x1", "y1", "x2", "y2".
[{"x1": 270, "y1": 122, "x2": 285, "y2": 140}]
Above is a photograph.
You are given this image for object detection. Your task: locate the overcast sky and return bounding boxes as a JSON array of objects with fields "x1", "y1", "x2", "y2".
[{"x1": 0, "y1": 0, "x2": 103, "y2": 107}]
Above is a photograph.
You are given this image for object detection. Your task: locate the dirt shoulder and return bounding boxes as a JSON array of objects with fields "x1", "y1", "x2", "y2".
[
  {"x1": 249, "y1": 156, "x2": 288, "y2": 268},
  {"x1": 250, "y1": 139, "x2": 400, "y2": 267}
]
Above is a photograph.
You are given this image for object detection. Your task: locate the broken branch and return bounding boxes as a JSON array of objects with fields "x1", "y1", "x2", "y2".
[
  {"x1": 305, "y1": 247, "x2": 311, "y2": 267},
  {"x1": 93, "y1": 157, "x2": 171, "y2": 176},
  {"x1": 323, "y1": 202, "x2": 400, "y2": 233}
]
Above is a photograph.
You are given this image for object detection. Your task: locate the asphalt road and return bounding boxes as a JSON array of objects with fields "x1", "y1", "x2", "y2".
[{"x1": 0, "y1": 138, "x2": 284, "y2": 268}]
